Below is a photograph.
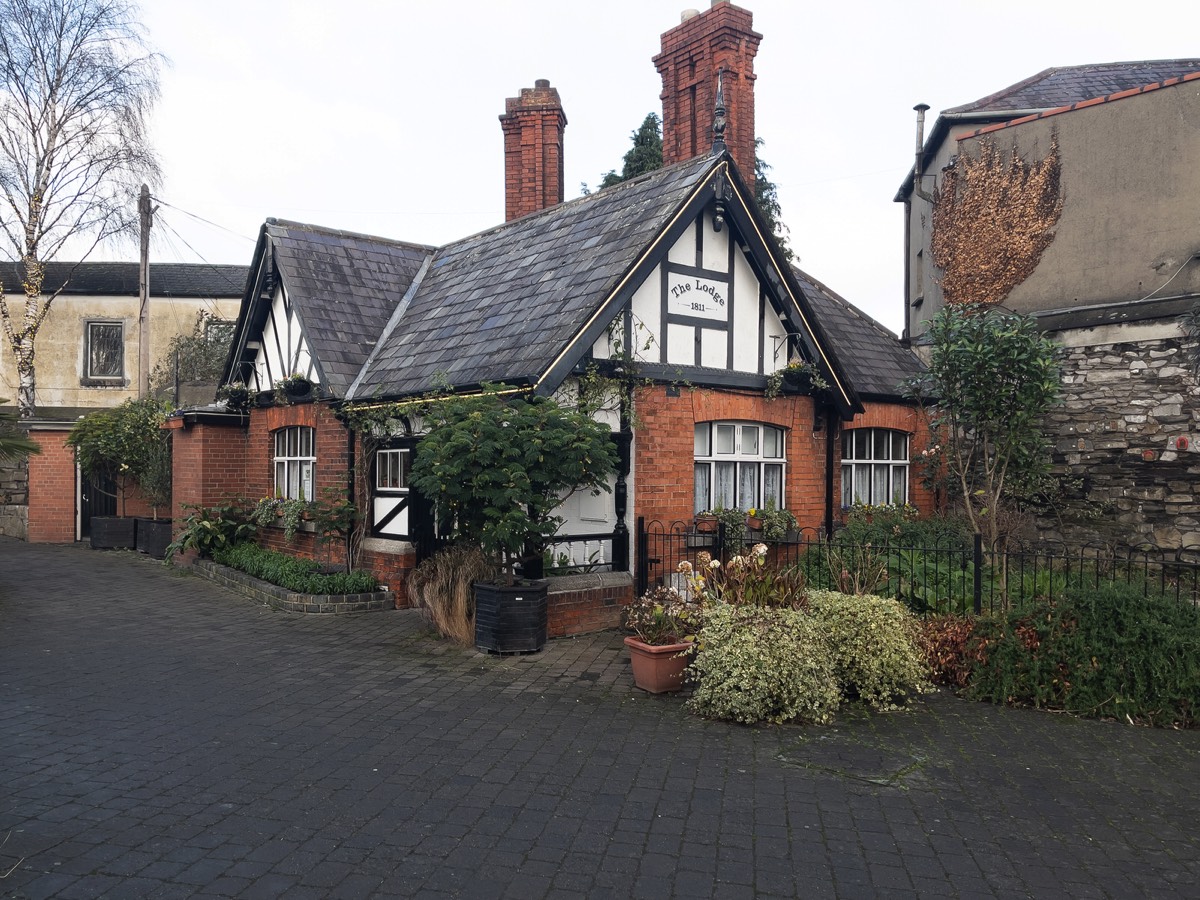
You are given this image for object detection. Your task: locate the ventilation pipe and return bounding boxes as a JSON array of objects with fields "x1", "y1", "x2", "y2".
[{"x1": 912, "y1": 103, "x2": 933, "y2": 202}]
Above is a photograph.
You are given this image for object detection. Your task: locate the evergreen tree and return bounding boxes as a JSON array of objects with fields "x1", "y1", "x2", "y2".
[
  {"x1": 754, "y1": 138, "x2": 793, "y2": 260},
  {"x1": 597, "y1": 113, "x2": 663, "y2": 189}
]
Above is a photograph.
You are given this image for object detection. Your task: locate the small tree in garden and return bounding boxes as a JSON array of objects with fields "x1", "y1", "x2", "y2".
[
  {"x1": 67, "y1": 397, "x2": 171, "y2": 516},
  {"x1": 409, "y1": 390, "x2": 619, "y2": 583},
  {"x1": 905, "y1": 306, "x2": 1060, "y2": 548}
]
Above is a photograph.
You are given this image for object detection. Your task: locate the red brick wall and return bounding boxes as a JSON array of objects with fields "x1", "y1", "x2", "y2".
[
  {"x1": 634, "y1": 386, "x2": 936, "y2": 532},
  {"x1": 655, "y1": 2, "x2": 761, "y2": 178},
  {"x1": 500, "y1": 79, "x2": 566, "y2": 222},
  {"x1": 27, "y1": 428, "x2": 75, "y2": 542},
  {"x1": 547, "y1": 578, "x2": 634, "y2": 637},
  {"x1": 635, "y1": 385, "x2": 827, "y2": 530},
  {"x1": 838, "y1": 401, "x2": 936, "y2": 520}
]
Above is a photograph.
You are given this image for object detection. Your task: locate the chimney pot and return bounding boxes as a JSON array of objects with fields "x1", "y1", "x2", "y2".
[
  {"x1": 681, "y1": 8, "x2": 699, "y2": 21},
  {"x1": 535, "y1": 78, "x2": 550, "y2": 88}
]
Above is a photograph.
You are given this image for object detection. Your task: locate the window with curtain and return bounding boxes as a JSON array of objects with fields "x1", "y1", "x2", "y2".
[
  {"x1": 273, "y1": 426, "x2": 315, "y2": 500},
  {"x1": 694, "y1": 422, "x2": 785, "y2": 513},
  {"x1": 840, "y1": 428, "x2": 909, "y2": 507}
]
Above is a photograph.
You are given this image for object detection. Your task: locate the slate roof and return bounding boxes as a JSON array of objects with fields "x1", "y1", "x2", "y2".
[
  {"x1": 944, "y1": 60, "x2": 1200, "y2": 115},
  {"x1": 15, "y1": 261, "x2": 249, "y2": 297},
  {"x1": 263, "y1": 221, "x2": 434, "y2": 397},
  {"x1": 793, "y1": 267, "x2": 923, "y2": 400},
  {"x1": 355, "y1": 154, "x2": 718, "y2": 397}
]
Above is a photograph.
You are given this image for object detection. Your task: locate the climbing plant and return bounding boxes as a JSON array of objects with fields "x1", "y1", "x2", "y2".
[{"x1": 931, "y1": 132, "x2": 1063, "y2": 307}]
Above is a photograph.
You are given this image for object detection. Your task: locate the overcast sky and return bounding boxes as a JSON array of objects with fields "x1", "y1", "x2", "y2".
[{"x1": 132, "y1": 0, "x2": 1199, "y2": 334}]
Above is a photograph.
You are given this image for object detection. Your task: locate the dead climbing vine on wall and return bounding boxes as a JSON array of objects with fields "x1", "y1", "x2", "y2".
[{"x1": 931, "y1": 131, "x2": 1063, "y2": 307}]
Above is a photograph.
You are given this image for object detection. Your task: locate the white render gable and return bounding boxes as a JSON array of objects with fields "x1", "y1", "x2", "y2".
[
  {"x1": 248, "y1": 285, "x2": 318, "y2": 391},
  {"x1": 591, "y1": 209, "x2": 789, "y2": 374}
]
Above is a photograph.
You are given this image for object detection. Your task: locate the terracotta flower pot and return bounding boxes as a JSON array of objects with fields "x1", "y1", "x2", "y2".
[
  {"x1": 695, "y1": 514, "x2": 718, "y2": 533},
  {"x1": 746, "y1": 515, "x2": 764, "y2": 531},
  {"x1": 624, "y1": 636, "x2": 692, "y2": 693}
]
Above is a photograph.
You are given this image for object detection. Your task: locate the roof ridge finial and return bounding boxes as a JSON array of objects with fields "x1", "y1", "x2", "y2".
[{"x1": 712, "y1": 66, "x2": 727, "y2": 156}]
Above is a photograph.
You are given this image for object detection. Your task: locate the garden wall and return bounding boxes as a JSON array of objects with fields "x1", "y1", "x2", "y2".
[
  {"x1": 0, "y1": 455, "x2": 27, "y2": 539},
  {"x1": 1038, "y1": 329, "x2": 1200, "y2": 549}
]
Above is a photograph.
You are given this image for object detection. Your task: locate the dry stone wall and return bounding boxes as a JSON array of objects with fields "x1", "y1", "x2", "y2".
[
  {"x1": 0, "y1": 456, "x2": 29, "y2": 539},
  {"x1": 1039, "y1": 333, "x2": 1200, "y2": 550}
]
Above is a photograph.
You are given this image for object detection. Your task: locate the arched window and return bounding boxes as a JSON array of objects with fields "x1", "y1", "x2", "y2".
[
  {"x1": 841, "y1": 428, "x2": 909, "y2": 507},
  {"x1": 273, "y1": 426, "x2": 315, "y2": 500},
  {"x1": 694, "y1": 422, "x2": 785, "y2": 513}
]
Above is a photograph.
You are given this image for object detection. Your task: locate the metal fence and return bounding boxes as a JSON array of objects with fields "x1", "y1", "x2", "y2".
[{"x1": 636, "y1": 517, "x2": 1200, "y2": 614}]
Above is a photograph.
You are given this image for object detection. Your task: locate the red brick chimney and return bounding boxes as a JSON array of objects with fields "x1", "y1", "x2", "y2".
[
  {"x1": 654, "y1": 3, "x2": 761, "y2": 177},
  {"x1": 499, "y1": 79, "x2": 567, "y2": 222}
]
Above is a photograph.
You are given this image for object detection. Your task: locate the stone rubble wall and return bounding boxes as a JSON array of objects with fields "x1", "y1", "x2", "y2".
[
  {"x1": 0, "y1": 456, "x2": 29, "y2": 539},
  {"x1": 1039, "y1": 333, "x2": 1200, "y2": 550}
]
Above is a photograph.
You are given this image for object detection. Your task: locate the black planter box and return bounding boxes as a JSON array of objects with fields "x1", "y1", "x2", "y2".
[
  {"x1": 474, "y1": 580, "x2": 548, "y2": 654},
  {"x1": 136, "y1": 518, "x2": 173, "y2": 559},
  {"x1": 90, "y1": 516, "x2": 137, "y2": 550}
]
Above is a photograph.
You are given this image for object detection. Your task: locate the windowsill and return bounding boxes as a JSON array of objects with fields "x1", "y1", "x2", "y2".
[{"x1": 80, "y1": 378, "x2": 127, "y2": 387}]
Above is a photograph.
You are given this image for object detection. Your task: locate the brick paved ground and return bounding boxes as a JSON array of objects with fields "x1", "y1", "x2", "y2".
[{"x1": 2, "y1": 538, "x2": 1197, "y2": 899}]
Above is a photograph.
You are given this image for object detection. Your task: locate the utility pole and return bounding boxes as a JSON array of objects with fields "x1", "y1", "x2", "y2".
[{"x1": 137, "y1": 183, "x2": 153, "y2": 398}]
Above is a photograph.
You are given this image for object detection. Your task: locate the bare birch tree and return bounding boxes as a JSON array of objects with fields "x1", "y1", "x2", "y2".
[{"x1": 0, "y1": 0, "x2": 160, "y2": 416}]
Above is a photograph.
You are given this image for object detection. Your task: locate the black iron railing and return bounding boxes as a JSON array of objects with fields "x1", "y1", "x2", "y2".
[{"x1": 636, "y1": 517, "x2": 1200, "y2": 614}]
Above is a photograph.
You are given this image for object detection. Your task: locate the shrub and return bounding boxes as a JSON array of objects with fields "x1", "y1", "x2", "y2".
[
  {"x1": 967, "y1": 583, "x2": 1200, "y2": 726},
  {"x1": 917, "y1": 614, "x2": 977, "y2": 688},
  {"x1": 406, "y1": 544, "x2": 499, "y2": 645},
  {"x1": 165, "y1": 503, "x2": 256, "y2": 560},
  {"x1": 687, "y1": 604, "x2": 840, "y2": 725},
  {"x1": 212, "y1": 542, "x2": 378, "y2": 594},
  {"x1": 807, "y1": 590, "x2": 930, "y2": 710}
]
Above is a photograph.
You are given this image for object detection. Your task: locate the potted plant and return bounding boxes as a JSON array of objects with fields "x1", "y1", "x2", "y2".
[
  {"x1": 134, "y1": 420, "x2": 174, "y2": 558},
  {"x1": 68, "y1": 398, "x2": 171, "y2": 550},
  {"x1": 623, "y1": 585, "x2": 701, "y2": 693},
  {"x1": 276, "y1": 373, "x2": 312, "y2": 401},
  {"x1": 695, "y1": 511, "x2": 719, "y2": 533},
  {"x1": 746, "y1": 508, "x2": 764, "y2": 531},
  {"x1": 409, "y1": 389, "x2": 619, "y2": 653},
  {"x1": 758, "y1": 504, "x2": 798, "y2": 542},
  {"x1": 217, "y1": 380, "x2": 251, "y2": 413}
]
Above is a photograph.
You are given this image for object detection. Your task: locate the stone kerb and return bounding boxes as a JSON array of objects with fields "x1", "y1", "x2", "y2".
[{"x1": 192, "y1": 559, "x2": 393, "y2": 614}]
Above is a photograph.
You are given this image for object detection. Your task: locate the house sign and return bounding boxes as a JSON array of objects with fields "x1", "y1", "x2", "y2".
[{"x1": 667, "y1": 271, "x2": 729, "y2": 323}]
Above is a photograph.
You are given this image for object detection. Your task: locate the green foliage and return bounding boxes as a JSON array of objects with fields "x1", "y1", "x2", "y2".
[
  {"x1": 150, "y1": 311, "x2": 233, "y2": 398},
  {"x1": 67, "y1": 397, "x2": 172, "y2": 515},
  {"x1": 212, "y1": 542, "x2": 378, "y2": 594},
  {"x1": 165, "y1": 503, "x2": 256, "y2": 560},
  {"x1": 698, "y1": 506, "x2": 747, "y2": 547},
  {"x1": 597, "y1": 113, "x2": 663, "y2": 189},
  {"x1": 966, "y1": 583, "x2": 1200, "y2": 726},
  {"x1": 407, "y1": 543, "x2": 499, "y2": 645},
  {"x1": 624, "y1": 585, "x2": 702, "y2": 645},
  {"x1": 687, "y1": 604, "x2": 840, "y2": 725},
  {"x1": 408, "y1": 390, "x2": 618, "y2": 580},
  {"x1": 807, "y1": 591, "x2": 930, "y2": 710},
  {"x1": 754, "y1": 137, "x2": 792, "y2": 261},
  {"x1": 905, "y1": 306, "x2": 1060, "y2": 546},
  {"x1": 0, "y1": 399, "x2": 39, "y2": 460},
  {"x1": 757, "y1": 505, "x2": 797, "y2": 541}
]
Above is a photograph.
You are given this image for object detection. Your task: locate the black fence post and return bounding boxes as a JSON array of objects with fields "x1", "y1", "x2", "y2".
[
  {"x1": 973, "y1": 533, "x2": 983, "y2": 615},
  {"x1": 716, "y1": 521, "x2": 726, "y2": 563},
  {"x1": 635, "y1": 517, "x2": 648, "y2": 595},
  {"x1": 612, "y1": 522, "x2": 629, "y2": 573}
]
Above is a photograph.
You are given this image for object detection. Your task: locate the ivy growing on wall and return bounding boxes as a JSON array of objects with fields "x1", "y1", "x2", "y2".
[{"x1": 931, "y1": 132, "x2": 1063, "y2": 307}]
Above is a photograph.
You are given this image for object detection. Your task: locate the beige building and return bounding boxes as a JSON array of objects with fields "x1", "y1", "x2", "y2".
[
  {"x1": 0, "y1": 262, "x2": 247, "y2": 541},
  {"x1": 896, "y1": 62, "x2": 1200, "y2": 549}
]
